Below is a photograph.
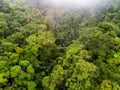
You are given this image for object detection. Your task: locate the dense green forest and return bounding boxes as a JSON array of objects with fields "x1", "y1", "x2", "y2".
[{"x1": 1, "y1": 0, "x2": 120, "y2": 90}]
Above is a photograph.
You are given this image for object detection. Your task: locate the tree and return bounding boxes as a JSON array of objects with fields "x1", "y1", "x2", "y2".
[
  {"x1": 42, "y1": 65, "x2": 65, "y2": 90},
  {"x1": 79, "y1": 22, "x2": 120, "y2": 60},
  {"x1": 100, "y1": 80, "x2": 120, "y2": 90},
  {"x1": 65, "y1": 60, "x2": 97, "y2": 90},
  {"x1": 0, "y1": 12, "x2": 8, "y2": 38}
]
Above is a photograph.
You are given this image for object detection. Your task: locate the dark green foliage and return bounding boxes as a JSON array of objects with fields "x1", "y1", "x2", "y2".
[
  {"x1": 79, "y1": 22, "x2": 120, "y2": 60},
  {"x1": 1, "y1": 0, "x2": 120, "y2": 90}
]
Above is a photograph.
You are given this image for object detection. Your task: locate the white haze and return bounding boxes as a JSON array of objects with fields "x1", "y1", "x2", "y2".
[{"x1": 49, "y1": 0, "x2": 102, "y2": 8}]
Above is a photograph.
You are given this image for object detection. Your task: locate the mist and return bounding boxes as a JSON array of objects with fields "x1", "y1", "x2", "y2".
[
  {"x1": 50, "y1": 0, "x2": 101, "y2": 8},
  {"x1": 47, "y1": 0, "x2": 113, "y2": 9},
  {"x1": 24, "y1": 0, "x2": 113, "y2": 9}
]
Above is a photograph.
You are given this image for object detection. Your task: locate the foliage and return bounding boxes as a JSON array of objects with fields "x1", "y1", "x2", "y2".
[{"x1": 0, "y1": 0, "x2": 120, "y2": 90}]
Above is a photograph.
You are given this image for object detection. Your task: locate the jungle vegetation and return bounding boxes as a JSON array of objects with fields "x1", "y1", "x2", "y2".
[{"x1": 0, "y1": 0, "x2": 120, "y2": 90}]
